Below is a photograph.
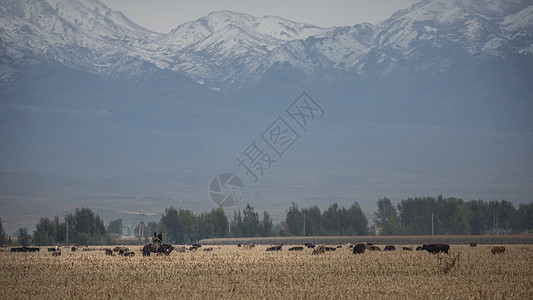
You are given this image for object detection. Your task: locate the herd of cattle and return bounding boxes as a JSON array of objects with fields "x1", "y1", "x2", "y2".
[{"x1": 5, "y1": 243, "x2": 506, "y2": 256}]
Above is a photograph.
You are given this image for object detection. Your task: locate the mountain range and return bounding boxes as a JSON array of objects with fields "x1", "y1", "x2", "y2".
[{"x1": 0, "y1": 0, "x2": 532, "y2": 234}]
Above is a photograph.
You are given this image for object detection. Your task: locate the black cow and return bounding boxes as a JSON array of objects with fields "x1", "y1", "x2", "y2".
[
  {"x1": 470, "y1": 243, "x2": 477, "y2": 247},
  {"x1": 384, "y1": 245, "x2": 396, "y2": 251},
  {"x1": 352, "y1": 243, "x2": 366, "y2": 254},
  {"x1": 192, "y1": 243, "x2": 202, "y2": 248},
  {"x1": 402, "y1": 247, "x2": 413, "y2": 251},
  {"x1": 266, "y1": 245, "x2": 282, "y2": 251},
  {"x1": 12, "y1": 247, "x2": 40, "y2": 252},
  {"x1": 416, "y1": 246, "x2": 424, "y2": 251},
  {"x1": 289, "y1": 246, "x2": 304, "y2": 251},
  {"x1": 325, "y1": 247, "x2": 336, "y2": 251},
  {"x1": 304, "y1": 243, "x2": 315, "y2": 249},
  {"x1": 422, "y1": 243, "x2": 450, "y2": 254}
]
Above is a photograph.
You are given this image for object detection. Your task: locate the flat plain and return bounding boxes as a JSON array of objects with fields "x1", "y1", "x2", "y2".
[{"x1": 1, "y1": 244, "x2": 532, "y2": 299}]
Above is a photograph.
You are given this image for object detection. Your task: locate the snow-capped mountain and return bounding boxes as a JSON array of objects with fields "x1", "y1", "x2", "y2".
[{"x1": 1, "y1": 0, "x2": 531, "y2": 85}]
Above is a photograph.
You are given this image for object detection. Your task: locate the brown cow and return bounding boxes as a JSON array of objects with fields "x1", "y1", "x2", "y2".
[
  {"x1": 312, "y1": 245, "x2": 326, "y2": 255},
  {"x1": 52, "y1": 251, "x2": 61, "y2": 256},
  {"x1": 491, "y1": 246, "x2": 505, "y2": 255},
  {"x1": 243, "y1": 243, "x2": 255, "y2": 248},
  {"x1": 368, "y1": 245, "x2": 381, "y2": 251}
]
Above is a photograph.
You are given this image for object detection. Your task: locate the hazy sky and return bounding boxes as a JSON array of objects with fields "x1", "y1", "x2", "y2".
[{"x1": 100, "y1": 0, "x2": 419, "y2": 33}]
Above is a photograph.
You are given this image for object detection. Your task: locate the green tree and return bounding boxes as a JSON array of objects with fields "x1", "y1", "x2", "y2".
[
  {"x1": 33, "y1": 217, "x2": 57, "y2": 246},
  {"x1": 0, "y1": 218, "x2": 7, "y2": 245},
  {"x1": 285, "y1": 202, "x2": 303, "y2": 236},
  {"x1": 242, "y1": 204, "x2": 260, "y2": 237},
  {"x1": 18, "y1": 227, "x2": 31, "y2": 247},
  {"x1": 259, "y1": 211, "x2": 273, "y2": 237},
  {"x1": 517, "y1": 202, "x2": 533, "y2": 231},
  {"x1": 230, "y1": 210, "x2": 244, "y2": 237},
  {"x1": 69, "y1": 208, "x2": 110, "y2": 244},
  {"x1": 344, "y1": 202, "x2": 368, "y2": 236},
  {"x1": 382, "y1": 212, "x2": 397, "y2": 235},
  {"x1": 146, "y1": 221, "x2": 158, "y2": 236},
  {"x1": 374, "y1": 197, "x2": 398, "y2": 235},
  {"x1": 465, "y1": 200, "x2": 485, "y2": 234},
  {"x1": 211, "y1": 206, "x2": 229, "y2": 238},
  {"x1": 106, "y1": 219, "x2": 123, "y2": 236},
  {"x1": 302, "y1": 205, "x2": 322, "y2": 236}
]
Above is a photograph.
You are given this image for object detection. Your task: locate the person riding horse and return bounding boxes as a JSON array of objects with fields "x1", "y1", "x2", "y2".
[{"x1": 152, "y1": 232, "x2": 160, "y2": 252}]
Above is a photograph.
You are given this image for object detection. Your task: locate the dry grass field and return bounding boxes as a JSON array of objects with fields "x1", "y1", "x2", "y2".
[{"x1": 1, "y1": 244, "x2": 532, "y2": 299}]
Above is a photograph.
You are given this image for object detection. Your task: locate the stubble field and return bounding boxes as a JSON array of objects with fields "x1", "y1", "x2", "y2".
[{"x1": 1, "y1": 244, "x2": 532, "y2": 299}]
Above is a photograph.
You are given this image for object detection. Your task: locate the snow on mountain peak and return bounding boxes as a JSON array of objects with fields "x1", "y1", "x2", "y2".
[{"x1": 1, "y1": 0, "x2": 532, "y2": 85}]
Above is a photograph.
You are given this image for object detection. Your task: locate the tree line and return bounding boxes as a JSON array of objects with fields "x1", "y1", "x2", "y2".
[
  {"x1": 374, "y1": 196, "x2": 533, "y2": 235},
  {"x1": 1, "y1": 197, "x2": 532, "y2": 246}
]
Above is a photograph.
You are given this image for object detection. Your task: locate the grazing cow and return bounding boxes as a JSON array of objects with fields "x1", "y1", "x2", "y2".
[
  {"x1": 289, "y1": 246, "x2": 304, "y2": 251},
  {"x1": 105, "y1": 249, "x2": 114, "y2": 256},
  {"x1": 243, "y1": 243, "x2": 255, "y2": 249},
  {"x1": 416, "y1": 246, "x2": 424, "y2": 251},
  {"x1": 48, "y1": 246, "x2": 59, "y2": 252},
  {"x1": 266, "y1": 245, "x2": 282, "y2": 251},
  {"x1": 52, "y1": 251, "x2": 61, "y2": 256},
  {"x1": 304, "y1": 243, "x2": 315, "y2": 249},
  {"x1": 325, "y1": 247, "x2": 336, "y2": 251},
  {"x1": 384, "y1": 245, "x2": 396, "y2": 251},
  {"x1": 237, "y1": 244, "x2": 242, "y2": 247},
  {"x1": 470, "y1": 243, "x2": 477, "y2": 247},
  {"x1": 189, "y1": 246, "x2": 198, "y2": 251},
  {"x1": 12, "y1": 247, "x2": 40, "y2": 253},
  {"x1": 491, "y1": 246, "x2": 505, "y2": 255},
  {"x1": 113, "y1": 246, "x2": 129, "y2": 253},
  {"x1": 402, "y1": 247, "x2": 413, "y2": 251},
  {"x1": 352, "y1": 243, "x2": 366, "y2": 254},
  {"x1": 192, "y1": 243, "x2": 202, "y2": 248},
  {"x1": 368, "y1": 246, "x2": 381, "y2": 251},
  {"x1": 124, "y1": 251, "x2": 135, "y2": 257},
  {"x1": 203, "y1": 247, "x2": 214, "y2": 252},
  {"x1": 174, "y1": 246, "x2": 187, "y2": 253},
  {"x1": 422, "y1": 243, "x2": 450, "y2": 254},
  {"x1": 312, "y1": 245, "x2": 326, "y2": 255}
]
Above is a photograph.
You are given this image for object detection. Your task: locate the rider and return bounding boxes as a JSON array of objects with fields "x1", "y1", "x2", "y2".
[
  {"x1": 157, "y1": 231, "x2": 163, "y2": 245},
  {"x1": 151, "y1": 232, "x2": 160, "y2": 252}
]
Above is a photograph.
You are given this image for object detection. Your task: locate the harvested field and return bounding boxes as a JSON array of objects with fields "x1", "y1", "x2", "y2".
[{"x1": 1, "y1": 244, "x2": 532, "y2": 299}]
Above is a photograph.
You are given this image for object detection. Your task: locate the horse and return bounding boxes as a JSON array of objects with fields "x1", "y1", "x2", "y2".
[{"x1": 142, "y1": 244, "x2": 174, "y2": 256}]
